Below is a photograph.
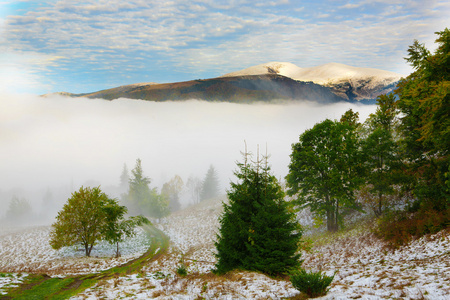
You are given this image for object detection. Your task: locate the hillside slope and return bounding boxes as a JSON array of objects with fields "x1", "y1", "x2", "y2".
[
  {"x1": 68, "y1": 74, "x2": 344, "y2": 103},
  {"x1": 1, "y1": 198, "x2": 448, "y2": 299}
]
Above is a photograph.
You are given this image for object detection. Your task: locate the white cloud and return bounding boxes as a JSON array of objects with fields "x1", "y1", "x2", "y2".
[{"x1": 1, "y1": 0, "x2": 448, "y2": 91}]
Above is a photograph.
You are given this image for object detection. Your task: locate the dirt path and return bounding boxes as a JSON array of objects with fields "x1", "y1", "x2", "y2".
[{"x1": 0, "y1": 224, "x2": 169, "y2": 300}]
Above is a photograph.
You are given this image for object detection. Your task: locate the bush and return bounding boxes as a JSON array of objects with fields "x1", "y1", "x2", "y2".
[
  {"x1": 290, "y1": 269, "x2": 334, "y2": 298},
  {"x1": 176, "y1": 264, "x2": 187, "y2": 276},
  {"x1": 374, "y1": 207, "x2": 450, "y2": 248}
]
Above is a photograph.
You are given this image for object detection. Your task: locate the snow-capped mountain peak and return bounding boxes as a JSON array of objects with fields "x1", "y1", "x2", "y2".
[
  {"x1": 221, "y1": 61, "x2": 401, "y2": 85},
  {"x1": 221, "y1": 62, "x2": 402, "y2": 102}
]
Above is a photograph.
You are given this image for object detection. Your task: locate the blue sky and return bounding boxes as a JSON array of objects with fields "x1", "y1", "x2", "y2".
[{"x1": 1, "y1": 0, "x2": 448, "y2": 94}]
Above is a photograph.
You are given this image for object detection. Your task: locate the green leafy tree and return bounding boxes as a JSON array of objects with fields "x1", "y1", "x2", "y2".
[
  {"x1": 102, "y1": 201, "x2": 150, "y2": 257},
  {"x1": 161, "y1": 175, "x2": 184, "y2": 212},
  {"x1": 396, "y1": 28, "x2": 450, "y2": 210},
  {"x1": 149, "y1": 192, "x2": 170, "y2": 221},
  {"x1": 50, "y1": 186, "x2": 110, "y2": 257},
  {"x1": 215, "y1": 149, "x2": 301, "y2": 276},
  {"x1": 286, "y1": 113, "x2": 364, "y2": 232},
  {"x1": 362, "y1": 93, "x2": 402, "y2": 216},
  {"x1": 200, "y1": 165, "x2": 220, "y2": 201}
]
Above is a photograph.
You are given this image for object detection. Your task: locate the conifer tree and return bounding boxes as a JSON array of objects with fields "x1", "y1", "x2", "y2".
[
  {"x1": 119, "y1": 163, "x2": 129, "y2": 192},
  {"x1": 124, "y1": 158, "x2": 169, "y2": 219},
  {"x1": 215, "y1": 148, "x2": 301, "y2": 276},
  {"x1": 200, "y1": 165, "x2": 220, "y2": 201}
]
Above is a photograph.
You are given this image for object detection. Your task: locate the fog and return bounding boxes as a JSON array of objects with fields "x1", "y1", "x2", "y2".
[{"x1": 0, "y1": 93, "x2": 376, "y2": 222}]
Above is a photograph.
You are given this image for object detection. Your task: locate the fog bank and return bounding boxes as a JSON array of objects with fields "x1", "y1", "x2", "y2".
[{"x1": 0, "y1": 93, "x2": 376, "y2": 216}]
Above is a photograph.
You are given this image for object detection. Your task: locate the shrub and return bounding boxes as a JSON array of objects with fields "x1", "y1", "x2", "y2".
[
  {"x1": 176, "y1": 264, "x2": 188, "y2": 277},
  {"x1": 290, "y1": 269, "x2": 334, "y2": 298},
  {"x1": 374, "y1": 206, "x2": 450, "y2": 248}
]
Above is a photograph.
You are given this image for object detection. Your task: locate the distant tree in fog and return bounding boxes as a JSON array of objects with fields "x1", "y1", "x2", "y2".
[
  {"x1": 119, "y1": 163, "x2": 129, "y2": 192},
  {"x1": 124, "y1": 158, "x2": 170, "y2": 219},
  {"x1": 200, "y1": 165, "x2": 220, "y2": 201},
  {"x1": 125, "y1": 159, "x2": 152, "y2": 214},
  {"x1": 161, "y1": 175, "x2": 183, "y2": 212},
  {"x1": 50, "y1": 186, "x2": 111, "y2": 257},
  {"x1": 5, "y1": 196, "x2": 32, "y2": 223},
  {"x1": 42, "y1": 188, "x2": 54, "y2": 207},
  {"x1": 40, "y1": 188, "x2": 56, "y2": 215},
  {"x1": 186, "y1": 175, "x2": 202, "y2": 204}
]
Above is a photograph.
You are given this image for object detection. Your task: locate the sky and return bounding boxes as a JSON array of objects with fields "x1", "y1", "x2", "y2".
[{"x1": 0, "y1": 0, "x2": 449, "y2": 94}]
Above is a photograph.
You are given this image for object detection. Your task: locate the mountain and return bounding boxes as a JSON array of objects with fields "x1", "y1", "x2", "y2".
[
  {"x1": 53, "y1": 62, "x2": 402, "y2": 103},
  {"x1": 221, "y1": 62, "x2": 403, "y2": 102},
  {"x1": 61, "y1": 74, "x2": 343, "y2": 103}
]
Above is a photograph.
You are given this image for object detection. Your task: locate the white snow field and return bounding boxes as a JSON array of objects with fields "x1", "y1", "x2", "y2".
[
  {"x1": 1, "y1": 197, "x2": 449, "y2": 299},
  {"x1": 221, "y1": 61, "x2": 402, "y2": 88},
  {"x1": 0, "y1": 225, "x2": 150, "y2": 277}
]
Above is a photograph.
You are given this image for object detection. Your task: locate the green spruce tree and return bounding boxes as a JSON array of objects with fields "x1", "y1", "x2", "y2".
[{"x1": 215, "y1": 148, "x2": 301, "y2": 276}]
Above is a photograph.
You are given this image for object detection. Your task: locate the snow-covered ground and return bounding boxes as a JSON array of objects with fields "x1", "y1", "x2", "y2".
[
  {"x1": 0, "y1": 225, "x2": 150, "y2": 277},
  {"x1": 1, "y1": 198, "x2": 449, "y2": 299}
]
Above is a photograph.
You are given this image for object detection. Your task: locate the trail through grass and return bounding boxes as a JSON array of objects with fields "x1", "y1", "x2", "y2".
[{"x1": 0, "y1": 224, "x2": 168, "y2": 300}]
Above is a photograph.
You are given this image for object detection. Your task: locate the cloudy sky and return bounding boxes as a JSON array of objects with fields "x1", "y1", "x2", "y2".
[{"x1": 1, "y1": 0, "x2": 448, "y2": 94}]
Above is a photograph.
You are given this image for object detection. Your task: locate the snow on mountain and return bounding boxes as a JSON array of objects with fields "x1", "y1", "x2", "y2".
[
  {"x1": 221, "y1": 62, "x2": 402, "y2": 86},
  {"x1": 221, "y1": 62, "x2": 403, "y2": 102},
  {"x1": 221, "y1": 62, "x2": 304, "y2": 79}
]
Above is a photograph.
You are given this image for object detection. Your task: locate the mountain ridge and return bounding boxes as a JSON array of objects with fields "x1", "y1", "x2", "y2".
[{"x1": 49, "y1": 62, "x2": 403, "y2": 103}]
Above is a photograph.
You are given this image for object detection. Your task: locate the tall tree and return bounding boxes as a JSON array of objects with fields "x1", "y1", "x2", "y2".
[
  {"x1": 126, "y1": 158, "x2": 151, "y2": 213},
  {"x1": 186, "y1": 175, "x2": 202, "y2": 204},
  {"x1": 200, "y1": 165, "x2": 220, "y2": 201},
  {"x1": 215, "y1": 149, "x2": 301, "y2": 276},
  {"x1": 119, "y1": 163, "x2": 130, "y2": 192},
  {"x1": 396, "y1": 28, "x2": 450, "y2": 210},
  {"x1": 362, "y1": 93, "x2": 401, "y2": 216},
  {"x1": 161, "y1": 175, "x2": 184, "y2": 212},
  {"x1": 50, "y1": 186, "x2": 110, "y2": 257},
  {"x1": 286, "y1": 112, "x2": 364, "y2": 231},
  {"x1": 124, "y1": 158, "x2": 169, "y2": 218}
]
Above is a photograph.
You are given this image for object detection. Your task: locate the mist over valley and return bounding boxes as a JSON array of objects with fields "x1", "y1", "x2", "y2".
[{"x1": 0, "y1": 93, "x2": 376, "y2": 223}]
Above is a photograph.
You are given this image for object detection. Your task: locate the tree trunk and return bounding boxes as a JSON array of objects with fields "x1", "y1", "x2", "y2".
[
  {"x1": 325, "y1": 194, "x2": 336, "y2": 232},
  {"x1": 86, "y1": 244, "x2": 94, "y2": 257},
  {"x1": 116, "y1": 242, "x2": 120, "y2": 258},
  {"x1": 377, "y1": 191, "x2": 383, "y2": 217},
  {"x1": 334, "y1": 200, "x2": 339, "y2": 232},
  {"x1": 326, "y1": 208, "x2": 332, "y2": 231}
]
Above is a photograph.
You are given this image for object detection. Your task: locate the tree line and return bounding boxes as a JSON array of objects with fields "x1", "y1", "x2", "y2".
[
  {"x1": 286, "y1": 28, "x2": 449, "y2": 234},
  {"x1": 214, "y1": 29, "x2": 448, "y2": 286},
  {"x1": 119, "y1": 159, "x2": 220, "y2": 218},
  {"x1": 47, "y1": 159, "x2": 221, "y2": 257}
]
